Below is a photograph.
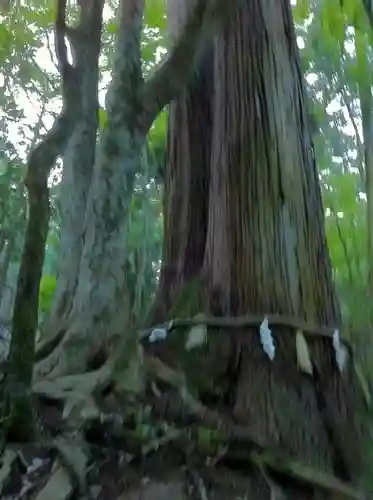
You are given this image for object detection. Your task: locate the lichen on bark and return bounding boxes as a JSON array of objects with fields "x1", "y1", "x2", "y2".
[{"x1": 50, "y1": 0, "x2": 104, "y2": 328}]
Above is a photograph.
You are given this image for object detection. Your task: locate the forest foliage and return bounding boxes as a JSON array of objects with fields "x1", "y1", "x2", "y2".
[
  {"x1": 0, "y1": 0, "x2": 373, "y2": 498},
  {"x1": 0, "y1": 0, "x2": 372, "y2": 352}
]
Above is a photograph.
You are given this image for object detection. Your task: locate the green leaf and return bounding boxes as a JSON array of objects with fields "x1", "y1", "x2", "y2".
[
  {"x1": 292, "y1": 0, "x2": 310, "y2": 23},
  {"x1": 144, "y1": 0, "x2": 166, "y2": 30},
  {"x1": 99, "y1": 107, "x2": 108, "y2": 130},
  {"x1": 354, "y1": 29, "x2": 370, "y2": 88},
  {"x1": 39, "y1": 274, "x2": 57, "y2": 313},
  {"x1": 342, "y1": 0, "x2": 359, "y2": 25},
  {"x1": 107, "y1": 22, "x2": 117, "y2": 34}
]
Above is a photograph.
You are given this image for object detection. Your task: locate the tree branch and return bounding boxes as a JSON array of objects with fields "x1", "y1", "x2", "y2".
[
  {"x1": 329, "y1": 203, "x2": 354, "y2": 285},
  {"x1": 339, "y1": 87, "x2": 365, "y2": 183},
  {"x1": 55, "y1": 0, "x2": 71, "y2": 76},
  {"x1": 137, "y1": 0, "x2": 244, "y2": 133},
  {"x1": 105, "y1": 0, "x2": 144, "y2": 129},
  {"x1": 2, "y1": 0, "x2": 83, "y2": 441},
  {"x1": 362, "y1": 0, "x2": 373, "y2": 33}
]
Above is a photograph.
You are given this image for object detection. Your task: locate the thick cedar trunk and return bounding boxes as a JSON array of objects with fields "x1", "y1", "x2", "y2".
[
  {"x1": 203, "y1": 0, "x2": 340, "y2": 321},
  {"x1": 152, "y1": 0, "x2": 364, "y2": 495}
]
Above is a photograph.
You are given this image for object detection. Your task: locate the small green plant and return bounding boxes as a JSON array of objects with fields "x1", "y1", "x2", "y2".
[{"x1": 39, "y1": 274, "x2": 57, "y2": 315}]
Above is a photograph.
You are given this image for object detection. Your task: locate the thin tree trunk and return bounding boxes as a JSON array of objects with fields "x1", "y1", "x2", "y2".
[
  {"x1": 1, "y1": 0, "x2": 99, "y2": 440},
  {"x1": 0, "y1": 239, "x2": 13, "y2": 310},
  {"x1": 355, "y1": 30, "x2": 373, "y2": 329}
]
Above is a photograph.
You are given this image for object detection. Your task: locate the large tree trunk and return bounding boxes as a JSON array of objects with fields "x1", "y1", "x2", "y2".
[
  {"x1": 151, "y1": 0, "x2": 366, "y2": 495},
  {"x1": 5, "y1": 0, "x2": 367, "y2": 495},
  {"x1": 49, "y1": 14, "x2": 102, "y2": 328}
]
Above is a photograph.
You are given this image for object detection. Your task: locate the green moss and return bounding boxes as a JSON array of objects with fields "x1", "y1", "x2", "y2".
[
  {"x1": 163, "y1": 278, "x2": 228, "y2": 400},
  {"x1": 194, "y1": 426, "x2": 227, "y2": 455},
  {"x1": 113, "y1": 332, "x2": 145, "y2": 395},
  {"x1": 169, "y1": 277, "x2": 208, "y2": 319}
]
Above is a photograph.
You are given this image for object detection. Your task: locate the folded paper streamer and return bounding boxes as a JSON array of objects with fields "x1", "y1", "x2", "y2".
[{"x1": 259, "y1": 317, "x2": 275, "y2": 360}]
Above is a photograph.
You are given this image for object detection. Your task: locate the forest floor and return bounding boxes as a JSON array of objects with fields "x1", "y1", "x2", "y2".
[
  {"x1": 0, "y1": 320, "x2": 369, "y2": 499},
  {"x1": 0, "y1": 330, "x2": 266, "y2": 500},
  {"x1": 0, "y1": 383, "x2": 269, "y2": 500}
]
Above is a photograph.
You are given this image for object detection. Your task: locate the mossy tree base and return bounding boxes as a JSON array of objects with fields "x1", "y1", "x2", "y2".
[{"x1": 0, "y1": 315, "x2": 368, "y2": 500}]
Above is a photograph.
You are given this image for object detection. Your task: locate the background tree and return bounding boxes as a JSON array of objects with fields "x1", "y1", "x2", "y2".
[{"x1": 294, "y1": 0, "x2": 373, "y2": 380}]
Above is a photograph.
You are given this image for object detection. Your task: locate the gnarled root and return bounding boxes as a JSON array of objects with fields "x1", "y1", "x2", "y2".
[{"x1": 34, "y1": 321, "x2": 109, "y2": 383}]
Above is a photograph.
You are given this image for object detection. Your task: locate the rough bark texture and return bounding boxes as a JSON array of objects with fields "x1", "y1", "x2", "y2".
[
  {"x1": 1, "y1": 86, "x2": 79, "y2": 442},
  {"x1": 50, "y1": 0, "x2": 104, "y2": 328},
  {"x1": 36, "y1": 0, "x2": 146, "y2": 381},
  {"x1": 150, "y1": 0, "x2": 213, "y2": 323},
  {"x1": 203, "y1": 0, "x2": 338, "y2": 319},
  {"x1": 0, "y1": 0, "x2": 90, "y2": 441},
  {"x1": 356, "y1": 48, "x2": 373, "y2": 331},
  {"x1": 36, "y1": 0, "x2": 242, "y2": 381},
  {"x1": 151, "y1": 0, "x2": 366, "y2": 496}
]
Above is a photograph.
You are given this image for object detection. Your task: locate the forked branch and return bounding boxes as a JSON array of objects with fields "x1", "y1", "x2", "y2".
[
  {"x1": 105, "y1": 0, "x2": 144, "y2": 125},
  {"x1": 137, "y1": 0, "x2": 244, "y2": 133},
  {"x1": 2, "y1": 0, "x2": 95, "y2": 442}
]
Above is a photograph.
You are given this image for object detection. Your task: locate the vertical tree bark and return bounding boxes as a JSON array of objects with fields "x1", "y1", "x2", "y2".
[
  {"x1": 35, "y1": 0, "x2": 146, "y2": 381},
  {"x1": 0, "y1": 239, "x2": 13, "y2": 314},
  {"x1": 209, "y1": 0, "x2": 355, "y2": 480},
  {"x1": 1, "y1": 0, "x2": 100, "y2": 441},
  {"x1": 50, "y1": 0, "x2": 103, "y2": 328},
  {"x1": 205, "y1": 0, "x2": 339, "y2": 318},
  {"x1": 34, "y1": 0, "x2": 243, "y2": 381},
  {"x1": 355, "y1": 30, "x2": 373, "y2": 329},
  {"x1": 152, "y1": 0, "x2": 365, "y2": 494},
  {"x1": 150, "y1": 0, "x2": 213, "y2": 323}
]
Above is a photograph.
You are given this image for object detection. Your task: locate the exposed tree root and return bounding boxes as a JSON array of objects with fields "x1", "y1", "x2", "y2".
[
  {"x1": 34, "y1": 311, "x2": 354, "y2": 384},
  {"x1": 33, "y1": 358, "x2": 114, "y2": 402},
  {"x1": 0, "y1": 340, "x2": 366, "y2": 499},
  {"x1": 34, "y1": 326, "x2": 67, "y2": 364},
  {"x1": 34, "y1": 315, "x2": 128, "y2": 382},
  {"x1": 12, "y1": 314, "x2": 369, "y2": 498},
  {"x1": 34, "y1": 328, "x2": 89, "y2": 382}
]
